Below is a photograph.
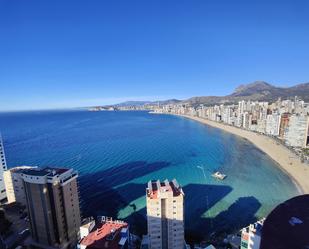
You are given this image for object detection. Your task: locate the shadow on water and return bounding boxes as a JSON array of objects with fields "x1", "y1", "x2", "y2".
[
  {"x1": 124, "y1": 185, "x2": 261, "y2": 244},
  {"x1": 189, "y1": 196, "x2": 261, "y2": 243},
  {"x1": 78, "y1": 161, "x2": 171, "y2": 217},
  {"x1": 209, "y1": 196, "x2": 261, "y2": 233},
  {"x1": 183, "y1": 183, "x2": 232, "y2": 242},
  {"x1": 124, "y1": 183, "x2": 233, "y2": 237},
  {"x1": 79, "y1": 163, "x2": 261, "y2": 243}
]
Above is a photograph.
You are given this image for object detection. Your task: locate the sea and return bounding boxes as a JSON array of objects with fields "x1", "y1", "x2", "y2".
[{"x1": 0, "y1": 110, "x2": 299, "y2": 240}]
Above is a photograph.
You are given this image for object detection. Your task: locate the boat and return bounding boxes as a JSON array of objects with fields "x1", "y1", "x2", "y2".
[{"x1": 212, "y1": 171, "x2": 227, "y2": 180}]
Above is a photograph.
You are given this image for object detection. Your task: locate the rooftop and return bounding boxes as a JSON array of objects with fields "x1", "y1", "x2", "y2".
[
  {"x1": 147, "y1": 179, "x2": 183, "y2": 199},
  {"x1": 8, "y1": 166, "x2": 37, "y2": 173},
  {"x1": 22, "y1": 167, "x2": 70, "y2": 177},
  {"x1": 80, "y1": 218, "x2": 128, "y2": 249},
  {"x1": 242, "y1": 218, "x2": 265, "y2": 236}
]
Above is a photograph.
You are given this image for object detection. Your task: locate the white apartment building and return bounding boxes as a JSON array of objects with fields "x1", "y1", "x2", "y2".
[
  {"x1": 241, "y1": 218, "x2": 265, "y2": 249},
  {"x1": 3, "y1": 166, "x2": 35, "y2": 205},
  {"x1": 0, "y1": 135, "x2": 7, "y2": 201},
  {"x1": 242, "y1": 112, "x2": 250, "y2": 129},
  {"x1": 146, "y1": 179, "x2": 185, "y2": 249},
  {"x1": 256, "y1": 119, "x2": 267, "y2": 134},
  {"x1": 265, "y1": 114, "x2": 281, "y2": 136},
  {"x1": 284, "y1": 115, "x2": 309, "y2": 148}
]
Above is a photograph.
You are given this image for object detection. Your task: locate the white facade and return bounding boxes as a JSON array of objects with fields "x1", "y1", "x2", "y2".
[
  {"x1": 3, "y1": 166, "x2": 35, "y2": 205},
  {"x1": 0, "y1": 135, "x2": 7, "y2": 201},
  {"x1": 241, "y1": 219, "x2": 265, "y2": 249},
  {"x1": 284, "y1": 115, "x2": 309, "y2": 148},
  {"x1": 146, "y1": 179, "x2": 185, "y2": 249},
  {"x1": 79, "y1": 219, "x2": 95, "y2": 239},
  {"x1": 265, "y1": 114, "x2": 281, "y2": 136}
]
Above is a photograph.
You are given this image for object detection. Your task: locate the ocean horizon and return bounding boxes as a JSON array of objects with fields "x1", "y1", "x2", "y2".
[{"x1": 0, "y1": 110, "x2": 299, "y2": 240}]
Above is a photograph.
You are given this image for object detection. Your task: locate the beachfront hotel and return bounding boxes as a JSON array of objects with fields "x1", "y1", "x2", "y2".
[
  {"x1": 21, "y1": 167, "x2": 81, "y2": 249},
  {"x1": 0, "y1": 134, "x2": 7, "y2": 202},
  {"x1": 146, "y1": 179, "x2": 185, "y2": 249},
  {"x1": 78, "y1": 216, "x2": 130, "y2": 249}
]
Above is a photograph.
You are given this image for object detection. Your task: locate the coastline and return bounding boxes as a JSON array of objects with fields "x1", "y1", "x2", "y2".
[{"x1": 158, "y1": 113, "x2": 309, "y2": 194}]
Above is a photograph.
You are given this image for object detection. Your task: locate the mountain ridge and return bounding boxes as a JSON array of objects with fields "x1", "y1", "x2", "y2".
[
  {"x1": 110, "y1": 81, "x2": 309, "y2": 107},
  {"x1": 182, "y1": 81, "x2": 309, "y2": 106}
]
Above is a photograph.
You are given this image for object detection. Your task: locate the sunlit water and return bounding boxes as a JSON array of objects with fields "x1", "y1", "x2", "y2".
[{"x1": 0, "y1": 110, "x2": 299, "y2": 239}]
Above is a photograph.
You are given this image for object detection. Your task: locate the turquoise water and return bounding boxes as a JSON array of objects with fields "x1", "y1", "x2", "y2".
[{"x1": 0, "y1": 110, "x2": 299, "y2": 239}]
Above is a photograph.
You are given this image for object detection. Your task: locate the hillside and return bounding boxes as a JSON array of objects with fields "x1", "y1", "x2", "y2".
[
  {"x1": 110, "y1": 81, "x2": 309, "y2": 108},
  {"x1": 183, "y1": 81, "x2": 309, "y2": 106}
]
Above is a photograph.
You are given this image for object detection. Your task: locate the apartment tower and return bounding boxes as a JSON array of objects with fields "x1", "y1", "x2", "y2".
[
  {"x1": 21, "y1": 167, "x2": 81, "y2": 249},
  {"x1": 146, "y1": 179, "x2": 185, "y2": 249},
  {"x1": 0, "y1": 134, "x2": 7, "y2": 201}
]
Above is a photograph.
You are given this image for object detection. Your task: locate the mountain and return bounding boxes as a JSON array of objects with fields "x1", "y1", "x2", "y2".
[
  {"x1": 110, "y1": 81, "x2": 309, "y2": 108},
  {"x1": 183, "y1": 81, "x2": 309, "y2": 106}
]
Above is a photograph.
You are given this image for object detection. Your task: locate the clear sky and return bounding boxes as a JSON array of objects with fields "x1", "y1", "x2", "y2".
[{"x1": 0, "y1": 0, "x2": 309, "y2": 111}]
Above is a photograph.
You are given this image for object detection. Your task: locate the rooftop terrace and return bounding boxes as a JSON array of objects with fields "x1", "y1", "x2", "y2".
[
  {"x1": 80, "y1": 217, "x2": 128, "y2": 249},
  {"x1": 147, "y1": 179, "x2": 183, "y2": 199}
]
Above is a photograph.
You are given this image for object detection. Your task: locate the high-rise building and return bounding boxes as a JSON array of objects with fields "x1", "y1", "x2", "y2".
[
  {"x1": 0, "y1": 134, "x2": 7, "y2": 201},
  {"x1": 265, "y1": 113, "x2": 281, "y2": 136},
  {"x1": 3, "y1": 166, "x2": 35, "y2": 205},
  {"x1": 279, "y1": 113, "x2": 290, "y2": 139},
  {"x1": 21, "y1": 167, "x2": 81, "y2": 249},
  {"x1": 146, "y1": 179, "x2": 185, "y2": 249},
  {"x1": 240, "y1": 219, "x2": 265, "y2": 249},
  {"x1": 284, "y1": 115, "x2": 309, "y2": 148}
]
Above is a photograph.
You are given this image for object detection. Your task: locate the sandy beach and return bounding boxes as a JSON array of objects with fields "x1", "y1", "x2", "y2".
[{"x1": 175, "y1": 114, "x2": 309, "y2": 194}]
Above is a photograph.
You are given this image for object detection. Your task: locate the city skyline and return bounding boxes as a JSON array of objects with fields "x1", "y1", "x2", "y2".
[{"x1": 1, "y1": 0, "x2": 309, "y2": 111}]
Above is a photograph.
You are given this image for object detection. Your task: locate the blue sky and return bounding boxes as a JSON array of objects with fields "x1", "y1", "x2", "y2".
[{"x1": 0, "y1": 0, "x2": 309, "y2": 111}]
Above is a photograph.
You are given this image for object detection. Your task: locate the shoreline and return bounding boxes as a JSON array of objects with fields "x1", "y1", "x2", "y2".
[{"x1": 156, "y1": 112, "x2": 309, "y2": 194}]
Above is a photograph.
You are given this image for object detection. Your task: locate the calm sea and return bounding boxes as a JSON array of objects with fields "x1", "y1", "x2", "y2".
[{"x1": 0, "y1": 110, "x2": 299, "y2": 239}]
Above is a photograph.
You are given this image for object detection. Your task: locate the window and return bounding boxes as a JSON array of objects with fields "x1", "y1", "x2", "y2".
[{"x1": 241, "y1": 241, "x2": 248, "y2": 248}]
